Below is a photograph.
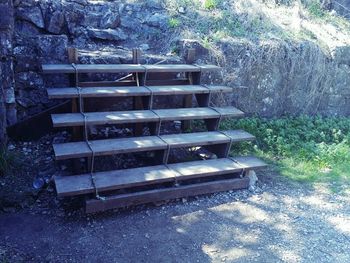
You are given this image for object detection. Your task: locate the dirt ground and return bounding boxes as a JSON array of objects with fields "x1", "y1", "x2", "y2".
[{"x1": 1, "y1": 165, "x2": 350, "y2": 263}]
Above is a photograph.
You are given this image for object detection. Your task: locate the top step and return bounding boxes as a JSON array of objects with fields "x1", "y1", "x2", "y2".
[{"x1": 42, "y1": 64, "x2": 221, "y2": 74}]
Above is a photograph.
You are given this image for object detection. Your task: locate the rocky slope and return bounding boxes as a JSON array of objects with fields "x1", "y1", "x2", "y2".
[{"x1": 2, "y1": 0, "x2": 350, "y2": 135}]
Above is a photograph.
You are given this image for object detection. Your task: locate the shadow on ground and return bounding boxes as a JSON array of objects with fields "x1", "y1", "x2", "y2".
[{"x1": 1, "y1": 168, "x2": 349, "y2": 262}]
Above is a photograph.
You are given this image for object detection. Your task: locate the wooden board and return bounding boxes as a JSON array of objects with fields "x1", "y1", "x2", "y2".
[
  {"x1": 55, "y1": 156, "x2": 266, "y2": 197},
  {"x1": 53, "y1": 130, "x2": 255, "y2": 160},
  {"x1": 213, "y1": 107, "x2": 244, "y2": 118},
  {"x1": 143, "y1": 64, "x2": 220, "y2": 73},
  {"x1": 51, "y1": 107, "x2": 243, "y2": 127},
  {"x1": 86, "y1": 177, "x2": 250, "y2": 213},
  {"x1": 51, "y1": 110, "x2": 159, "y2": 127},
  {"x1": 160, "y1": 131, "x2": 230, "y2": 148},
  {"x1": 42, "y1": 64, "x2": 145, "y2": 74},
  {"x1": 53, "y1": 136, "x2": 167, "y2": 160},
  {"x1": 230, "y1": 156, "x2": 267, "y2": 169},
  {"x1": 55, "y1": 165, "x2": 180, "y2": 197},
  {"x1": 42, "y1": 64, "x2": 220, "y2": 74},
  {"x1": 223, "y1": 130, "x2": 255, "y2": 142},
  {"x1": 153, "y1": 107, "x2": 220, "y2": 121},
  {"x1": 47, "y1": 85, "x2": 233, "y2": 99},
  {"x1": 47, "y1": 86, "x2": 151, "y2": 99}
]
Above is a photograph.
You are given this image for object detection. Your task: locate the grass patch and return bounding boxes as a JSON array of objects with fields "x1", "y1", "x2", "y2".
[{"x1": 220, "y1": 116, "x2": 350, "y2": 185}]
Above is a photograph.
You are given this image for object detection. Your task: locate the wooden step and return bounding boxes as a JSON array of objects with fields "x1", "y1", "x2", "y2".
[
  {"x1": 51, "y1": 107, "x2": 244, "y2": 128},
  {"x1": 42, "y1": 64, "x2": 220, "y2": 74},
  {"x1": 47, "y1": 85, "x2": 233, "y2": 99},
  {"x1": 53, "y1": 130, "x2": 255, "y2": 160},
  {"x1": 55, "y1": 157, "x2": 267, "y2": 197}
]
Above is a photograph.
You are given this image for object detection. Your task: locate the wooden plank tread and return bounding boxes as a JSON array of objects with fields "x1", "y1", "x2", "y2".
[
  {"x1": 51, "y1": 107, "x2": 244, "y2": 127},
  {"x1": 53, "y1": 130, "x2": 255, "y2": 160},
  {"x1": 47, "y1": 85, "x2": 233, "y2": 99},
  {"x1": 42, "y1": 64, "x2": 220, "y2": 74},
  {"x1": 55, "y1": 156, "x2": 267, "y2": 197}
]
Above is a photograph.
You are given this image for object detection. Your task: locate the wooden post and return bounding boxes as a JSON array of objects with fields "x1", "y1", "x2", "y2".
[
  {"x1": 132, "y1": 48, "x2": 144, "y2": 136},
  {"x1": 182, "y1": 48, "x2": 198, "y2": 131}
]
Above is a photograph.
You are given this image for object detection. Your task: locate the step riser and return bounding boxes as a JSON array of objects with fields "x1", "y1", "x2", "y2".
[{"x1": 86, "y1": 177, "x2": 250, "y2": 213}]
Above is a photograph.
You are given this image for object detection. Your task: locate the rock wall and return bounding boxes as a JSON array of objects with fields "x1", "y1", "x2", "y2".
[
  {"x1": 2, "y1": 0, "x2": 350, "y2": 138},
  {"x1": 0, "y1": 0, "x2": 15, "y2": 144}
]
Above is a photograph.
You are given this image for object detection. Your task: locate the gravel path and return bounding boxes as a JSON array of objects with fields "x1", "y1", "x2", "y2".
[{"x1": 1, "y1": 168, "x2": 350, "y2": 263}]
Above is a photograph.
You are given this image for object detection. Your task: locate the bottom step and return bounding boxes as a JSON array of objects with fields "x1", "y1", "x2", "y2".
[
  {"x1": 86, "y1": 177, "x2": 249, "y2": 213},
  {"x1": 55, "y1": 156, "x2": 266, "y2": 197}
]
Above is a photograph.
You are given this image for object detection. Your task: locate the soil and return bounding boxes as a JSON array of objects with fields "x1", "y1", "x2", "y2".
[{"x1": 1, "y1": 135, "x2": 350, "y2": 262}]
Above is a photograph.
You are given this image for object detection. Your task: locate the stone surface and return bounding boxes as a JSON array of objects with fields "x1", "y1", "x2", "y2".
[
  {"x1": 1, "y1": 0, "x2": 349, "y2": 126},
  {"x1": 332, "y1": 46, "x2": 350, "y2": 65},
  {"x1": 87, "y1": 27, "x2": 127, "y2": 41},
  {"x1": 100, "y1": 11, "x2": 120, "y2": 29},
  {"x1": 146, "y1": 13, "x2": 168, "y2": 27},
  {"x1": 16, "y1": 6, "x2": 44, "y2": 29},
  {"x1": 47, "y1": 11, "x2": 65, "y2": 34}
]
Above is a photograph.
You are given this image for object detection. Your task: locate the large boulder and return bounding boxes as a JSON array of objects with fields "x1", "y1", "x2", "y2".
[
  {"x1": 47, "y1": 11, "x2": 65, "y2": 34},
  {"x1": 16, "y1": 5, "x2": 44, "y2": 29}
]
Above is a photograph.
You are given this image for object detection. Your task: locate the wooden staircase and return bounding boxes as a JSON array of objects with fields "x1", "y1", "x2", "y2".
[{"x1": 43, "y1": 49, "x2": 266, "y2": 213}]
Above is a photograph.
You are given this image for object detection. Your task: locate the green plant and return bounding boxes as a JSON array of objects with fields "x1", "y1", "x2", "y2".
[
  {"x1": 0, "y1": 146, "x2": 18, "y2": 176},
  {"x1": 204, "y1": 0, "x2": 218, "y2": 10},
  {"x1": 169, "y1": 17, "x2": 181, "y2": 28},
  {"x1": 307, "y1": 0, "x2": 325, "y2": 18},
  {"x1": 221, "y1": 116, "x2": 350, "y2": 185}
]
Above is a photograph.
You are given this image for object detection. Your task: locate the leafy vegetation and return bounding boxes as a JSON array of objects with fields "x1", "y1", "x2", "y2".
[
  {"x1": 204, "y1": 0, "x2": 219, "y2": 10},
  {"x1": 220, "y1": 116, "x2": 350, "y2": 185},
  {"x1": 307, "y1": 0, "x2": 326, "y2": 18},
  {"x1": 0, "y1": 146, "x2": 18, "y2": 176},
  {"x1": 168, "y1": 17, "x2": 181, "y2": 28}
]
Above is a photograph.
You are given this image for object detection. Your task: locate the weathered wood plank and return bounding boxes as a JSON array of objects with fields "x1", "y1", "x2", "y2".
[
  {"x1": 213, "y1": 107, "x2": 244, "y2": 117},
  {"x1": 42, "y1": 64, "x2": 220, "y2": 74},
  {"x1": 51, "y1": 107, "x2": 243, "y2": 127},
  {"x1": 55, "y1": 156, "x2": 267, "y2": 197},
  {"x1": 230, "y1": 156, "x2": 267, "y2": 169},
  {"x1": 55, "y1": 165, "x2": 179, "y2": 197},
  {"x1": 42, "y1": 64, "x2": 145, "y2": 74},
  {"x1": 53, "y1": 130, "x2": 255, "y2": 160},
  {"x1": 223, "y1": 130, "x2": 256, "y2": 142},
  {"x1": 85, "y1": 177, "x2": 249, "y2": 213},
  {"x1": 52, "y1": 110, "x2": 159, "y2": 127},
  {"x1": 47, "y1": 85, "x2": 233, "y2": 99},
  {"x1": 53, "y1": 136, "x2": 167, "y2": 160}
]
